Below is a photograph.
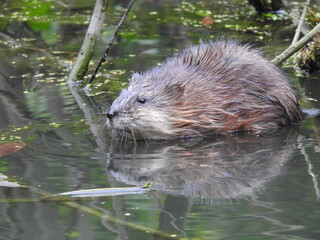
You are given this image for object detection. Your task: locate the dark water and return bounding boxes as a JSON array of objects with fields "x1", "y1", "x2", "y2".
[{"x1": 1, "y1": 0, "x2": 320, "y2": 239}]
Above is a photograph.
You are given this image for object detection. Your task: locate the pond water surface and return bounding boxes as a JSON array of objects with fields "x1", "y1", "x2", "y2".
[{"x1": 0, "y1": 0, "x2": 320, "y2": 239}]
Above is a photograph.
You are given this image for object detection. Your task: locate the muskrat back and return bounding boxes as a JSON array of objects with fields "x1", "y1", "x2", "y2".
[{"x1": 107, "y1": 40, "x2": 305, "y2": 139}]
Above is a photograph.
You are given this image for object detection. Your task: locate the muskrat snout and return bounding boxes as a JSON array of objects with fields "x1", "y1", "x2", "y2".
[{"x1": 106, "y1": 109, "x2": 117, "y2": 120}]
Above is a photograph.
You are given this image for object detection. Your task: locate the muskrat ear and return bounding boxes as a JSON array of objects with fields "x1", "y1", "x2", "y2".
[
  {"x1": 165, "y1": 84, "x2": 184, "y2": 98},
  {"x1": 128, "y1": 73, "x2": 140, "y2": 85}
]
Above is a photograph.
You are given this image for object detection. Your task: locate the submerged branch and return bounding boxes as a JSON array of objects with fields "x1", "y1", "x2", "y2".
[
  {"x1": 64, "y1": 202, "x2": 180, "y2": 239},
  {"x1": 67, "y1": 85, "x2": 109, "y2": 152},
  {"x1": 87, "y1": 0, "x2": 136, "y2": 85},
  {"x1": 0, "y1": 177, "x2": 177, "y2": 239},
  {"x1": 272, "y1": 22, "x2": 320, "y2": 65}
]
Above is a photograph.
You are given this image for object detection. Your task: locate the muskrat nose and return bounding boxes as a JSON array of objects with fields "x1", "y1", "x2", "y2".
[{"x1": 106, "y1": 109, "x2": 117, "y2": 120}]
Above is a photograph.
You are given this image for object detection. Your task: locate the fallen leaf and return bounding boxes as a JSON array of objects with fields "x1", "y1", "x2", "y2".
[
  {"x1": 0, "y1": 142, "x2": 26, "y2": 157},
  {"x1": 201, "y1": 16, "x2": 214, "y2": 26}
]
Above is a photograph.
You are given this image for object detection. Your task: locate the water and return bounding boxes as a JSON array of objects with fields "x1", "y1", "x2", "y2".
[{"x1": 0, "y1": 0, "x2": 320, "y2": 239}]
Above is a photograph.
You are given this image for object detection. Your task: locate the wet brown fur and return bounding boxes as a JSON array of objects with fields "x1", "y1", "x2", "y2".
[{"x1": 107, "y1": 40, "x2": 305, "y2": 139}]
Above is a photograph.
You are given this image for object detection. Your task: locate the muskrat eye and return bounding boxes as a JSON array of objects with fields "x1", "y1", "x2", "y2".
[{"x1": 138, "y1": 98, "x2": 146, "y2": 104}]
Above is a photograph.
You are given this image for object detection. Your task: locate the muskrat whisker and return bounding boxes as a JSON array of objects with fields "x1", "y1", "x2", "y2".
[
  {"x1": 92, "y1": 98, "x2": 112, "y2": 109},
  {"x1": 136, "y1": 126, "x2": 149, "y2": 148},
  {"x1": 82, "y1": 115, "x2": 108, "y2": 137},
  {"x1": 124, "y1": 124, "x2": 133, "y2": 148},
  {"x1": 97, "y1": 121, "x2": 107, "y2": 136},
  {"x1": 130, "y1": 128, "x2": 138, "y2": 152},
  {"x1": 119, "y1": 128, "x2": 126, "y2": 146}
]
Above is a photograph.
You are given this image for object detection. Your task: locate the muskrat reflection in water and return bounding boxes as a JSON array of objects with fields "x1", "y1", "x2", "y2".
[
  {"x1": 106, "y1": 127, "x2": 300, "y2": 199},
  {"x1": 107, "y1": 40, "x2": 305, "y2": 140}
]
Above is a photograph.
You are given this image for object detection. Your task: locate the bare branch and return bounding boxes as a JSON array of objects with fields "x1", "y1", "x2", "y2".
[
  {"x1": 291, "y1": 0, "x2": 311, "y2": 45},
  {"x1": 67, "y1": 0, "x2": 108, "y2": 84},
  {"x1": 87, "y1": 0, "x2": 136, "y2": 86},
  {"x1": 272, "y1": 22, "x2": 320, "y2": 65},
  {"x1": 66, "y1": 0, "x2": 109, "y2": 151}
]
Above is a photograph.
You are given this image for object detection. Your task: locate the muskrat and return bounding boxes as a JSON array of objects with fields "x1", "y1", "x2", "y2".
[{"x1": 107, "y1": 40, "x2": 305, "y2": 139}]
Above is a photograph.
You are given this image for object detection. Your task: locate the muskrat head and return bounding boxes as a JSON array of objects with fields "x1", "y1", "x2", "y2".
[{"x1": 106, "y1": 71, "x2": 185, "y2": 140}]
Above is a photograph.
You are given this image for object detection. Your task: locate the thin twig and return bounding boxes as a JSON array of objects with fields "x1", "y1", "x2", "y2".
[
  {"x1": 87, "y1": 0, "x2": 136, "y2": 86},
  {"x1": 272, "y1": 22, "x2": 320, "y2": 65},
  {"x1": 291, "y1": 0, "x2": 311, "y2": 45}
]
